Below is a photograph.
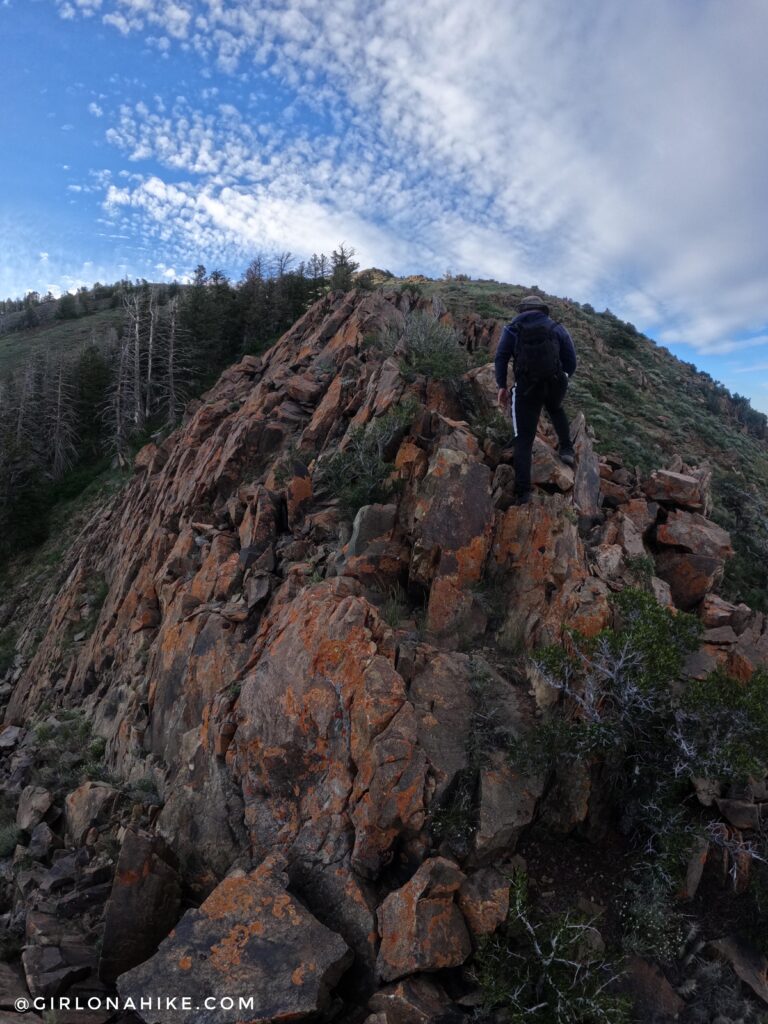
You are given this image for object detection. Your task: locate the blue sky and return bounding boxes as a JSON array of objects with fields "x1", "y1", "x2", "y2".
[{"x1": 2, "y1": 0, "x2": 768, "y2": 411}]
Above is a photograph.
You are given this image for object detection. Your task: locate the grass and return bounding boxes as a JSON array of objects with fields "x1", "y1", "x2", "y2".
[
  {"x1": 422, "y1": 276, "x2": 768, "y2": 609},
  {"x1": 31, "y1": 710, "x2": 115, "y2": 794},
  {"x1": 0, "y1": 303, "x2": 123, "y2": 374}
]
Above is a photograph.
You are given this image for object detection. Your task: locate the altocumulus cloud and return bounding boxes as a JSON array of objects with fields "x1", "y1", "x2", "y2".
[{"x1": 58, "y1": 0, "x2": 768, "y2": 358}]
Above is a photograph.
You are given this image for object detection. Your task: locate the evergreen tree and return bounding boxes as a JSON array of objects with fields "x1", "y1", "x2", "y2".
[
  {"x1": 330, "y1": 244, "x2": 359, "y2": 291},
  {"x1": 56, "y1": 292, "x2": 78, "y2": 320}
]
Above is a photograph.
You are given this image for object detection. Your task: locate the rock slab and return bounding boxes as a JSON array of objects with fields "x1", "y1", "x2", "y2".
[
  {"x1": 99, "y1": 830, "x2": 182, "y2": 983},
  {"x1": 117, "y1": 860, "x2": 352, "y2": 1024},
  {"x1": 376, "y1": 857, "x2": 471, "y2": 983}
]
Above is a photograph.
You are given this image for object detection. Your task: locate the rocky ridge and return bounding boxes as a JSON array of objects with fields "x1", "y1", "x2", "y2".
[{"x1": 1, "y1": 287, "x2": 767, "y2": 1022}]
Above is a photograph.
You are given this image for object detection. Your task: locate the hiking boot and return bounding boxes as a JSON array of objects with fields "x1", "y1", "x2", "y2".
[
  {"x1": 513, "y1": 491, "x2": 532, "y2": 507},
  {"x1": 558, "y1": 446, "x2": 575, "y2": 467}
]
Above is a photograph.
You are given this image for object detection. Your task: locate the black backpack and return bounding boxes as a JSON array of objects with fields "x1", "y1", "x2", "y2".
[{"x1": 513, "y1": 320, "x2": 562, "y2": 386}]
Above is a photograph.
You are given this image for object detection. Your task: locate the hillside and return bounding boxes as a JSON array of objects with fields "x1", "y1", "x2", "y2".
[
  {"x1": 2, "y1": 274, "x2": 767, "y2": 607},
  {"x1": 0, "y1": 295, "x2": 124, "y2": 374},
  {"x1": 2, "y1": 285, "x2": 768, "y2": 1023}
]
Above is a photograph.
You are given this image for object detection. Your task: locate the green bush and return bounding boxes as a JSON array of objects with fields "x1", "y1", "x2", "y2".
[
  {"x1": 31, "y1": 710, "x2": 112, "y2": 793},
  {"x1": 679, "y1": 668, "x2": 768, "y2": 780},
  {"x1": 471, "y1": 872, "x2": 630, "y2": 1023},
  {"x1": 617, "y1": 878, "x2": 686, "y2": 961},
  {"x1": 397, "y1": 309, "x2": 468, "y2": 382},
  {"x1": 508, "y1": 590, "x2": 768, "y2": 891},
  {"x1": 315, "y1": 401, "x2": 416, "y2": 518}
]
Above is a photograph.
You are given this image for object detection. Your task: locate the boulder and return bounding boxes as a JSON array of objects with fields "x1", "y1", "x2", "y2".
[
  {"x1": 643, "y1": 469, "x2": 705, "y2": 510},
  {"x1": 650, "y1": 576, "x2": 673, "y2": 607},
  {"x1": 233, "y1": 578, "x2": 426, "y2": 947},
  {"x1": 530, "y1": 439, "x2": 574, "y2": 492},
  {"x1": 16, "y1": 787, "x2": 53, "y2": 832},
  {"x1": 715, "y1": 798, "x2": 762, "y2": 831},
  {"x1": 599, "y1": 479, "x2": 629, "y2": 507},
  {"x1": 622, "y1": 956, "x2": 685, "y2": 1022},
  {"x1": 368, "y1": 976, "x2": 455, "y2": 1024},
  {"x1": 475, "y1": 752, "x2": 544, "y2": 860},
  {"x1": 492, "y1": 495, "x2": 611, "y2": 647},
  {"x1": 654, "y1": 551, "x2": 725, "y2": 611},
  {"x1": 348, "y1": 504, "x2": 398, "y2": 557},
  {"x1": 99, "y1": 830, "x2": 182, "y2": 983},
  {"x1": 593, "y1": 544, "x2": 623, "y2": 580},
  {"x1": 457, "y1": 867, "x2": 510, "y2": 937},
  {"x1": 64, "y1": 783, "x2": 120, "y2": 845},
  {"x1": 286, "y1": 465, "x2": 312, "y2": 528},
  {"x1": 679, "y1": 836, "x2": 709, "y2": 900},
  {"x1": 410, "y1": 654, "x2": 529, "y2": 809},
  {"x1": 117, "y1": 859, "x2": 352, "y2": 1024},
  {"x1": 237, "y1": 485, "x2": 277, "y2": 553},
  {"x1": 654, "y1": 512, "x2": 732, "y2": 609},
  {"x1": 21, "y1": 946, "x2": 90, "y2": 1000},
  {"x1": 709, "y1": 937, "x2": 768, "y2": 1006},
  {"x1": 702, "y1": 625, "x2": 738, "y2": 645},
  {"x1": 571, "y1": 413, "x2": 600, "y2": 516},
  {"x1": 0, "y1": 726, "x2": 23, "y2": 750},
  {"x1": 0, "y1": 962, "x2": 29, "y2": 1010},
  {"x1": 700, "y1": 594, "x2": 740, "y2": 629},
  {"x1": 623, "y1": 498, "x2": 658, "y2": 536},
  {"x1": 616, "y1": 515, "x2": 646, "y2": 559},
  {"x1": 683, "y1": 646, "x2": 724, "y2": 680},
  {"x1": 656, "y1": 510, "x2": 733, "y2": 561},
  {"x1": 376, "y1": 858, "x2": 471, "y2": 982}
]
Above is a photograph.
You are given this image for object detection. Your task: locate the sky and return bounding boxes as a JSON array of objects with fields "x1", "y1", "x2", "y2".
[{"x1": 1, "y1": 0, "x2": 768, "y2": 410}]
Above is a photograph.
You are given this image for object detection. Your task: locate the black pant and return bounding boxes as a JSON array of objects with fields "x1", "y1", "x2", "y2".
[{"x1": 510, "y1": 375, "x2": 571, "y2": 495}]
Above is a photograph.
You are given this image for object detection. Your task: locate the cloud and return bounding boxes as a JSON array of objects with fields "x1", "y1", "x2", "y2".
[
  {"x1": 53, "y1": 0, "x2": 768, "y2": 363},
  {"x1": 88, "y1": 102, "x2": 104, "y2": 117}
]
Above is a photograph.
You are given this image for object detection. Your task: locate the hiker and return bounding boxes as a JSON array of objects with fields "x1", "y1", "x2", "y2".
[{"x1": 495, "y1": 295, "x2": 577, "y2": 505}]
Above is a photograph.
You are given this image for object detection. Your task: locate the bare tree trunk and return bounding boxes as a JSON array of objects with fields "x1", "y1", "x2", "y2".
[
  {"x1": 105, "y1": 331, "x2": 134, "y2": 467},
  {"x1": 145, "y1": 286, "x2": 158, "y2": 420},
  {"x1": 15, "y1": 363, "x2": 33, "y2": 446},
  {"x1": 124, "y1": 293, "x2": 144, "y2": 428},
  {"x1": 48, "y1": 357, "x2": 78, "y2": 479}
]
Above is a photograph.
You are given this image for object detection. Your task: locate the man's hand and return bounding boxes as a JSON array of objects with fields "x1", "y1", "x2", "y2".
[{"x1": 497, "y1": 387, "x2": 509, "y2": 409}]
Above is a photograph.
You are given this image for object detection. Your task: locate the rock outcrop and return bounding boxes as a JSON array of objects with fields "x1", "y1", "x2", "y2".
[{"x1": 0, "y1": 286, "x2": 754, "y2": 1023}]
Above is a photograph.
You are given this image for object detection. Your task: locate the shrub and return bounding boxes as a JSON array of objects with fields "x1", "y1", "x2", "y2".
[
  {"x1": 397, "y1": 309, "x2": 468, "y2": 382},
  {"x1": 508, "y1": 590, "x2": 768, "y2": 889},
  {"x1": 381, "y1": 584, "x2": 408, "y2": 628},
  {"x1": 675, "y1": 668, "x2": 768, "y2": 781},
  {"x1": 679, "y1": 956, "x2": 768, "y2": 1023},
  {"x1": 315, "y1": 401, "x2": 417, "y2": 518},
  {"x1": 31, "y1": 710, "x2": 111, "y2": 793},
  {"x1": 471, "y1": 872, "x2": 630, "y2": 1023},
  {"x1": 617, "y1": 877, "x2": 686, "y2": 961}
]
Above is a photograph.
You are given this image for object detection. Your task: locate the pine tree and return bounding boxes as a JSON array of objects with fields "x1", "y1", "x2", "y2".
[{"x1": 330, "y1": 244, "x2": 359, "y2": 291}]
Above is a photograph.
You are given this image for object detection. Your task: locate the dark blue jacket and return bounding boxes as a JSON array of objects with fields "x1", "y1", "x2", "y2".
[{"x1": 494, "y1": 310, "x2": 577, "y2": 388}]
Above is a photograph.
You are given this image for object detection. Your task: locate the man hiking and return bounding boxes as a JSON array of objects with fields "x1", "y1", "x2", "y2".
[{"x1": 495, "y1": 295, "x2": 577, "y2": 505}]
